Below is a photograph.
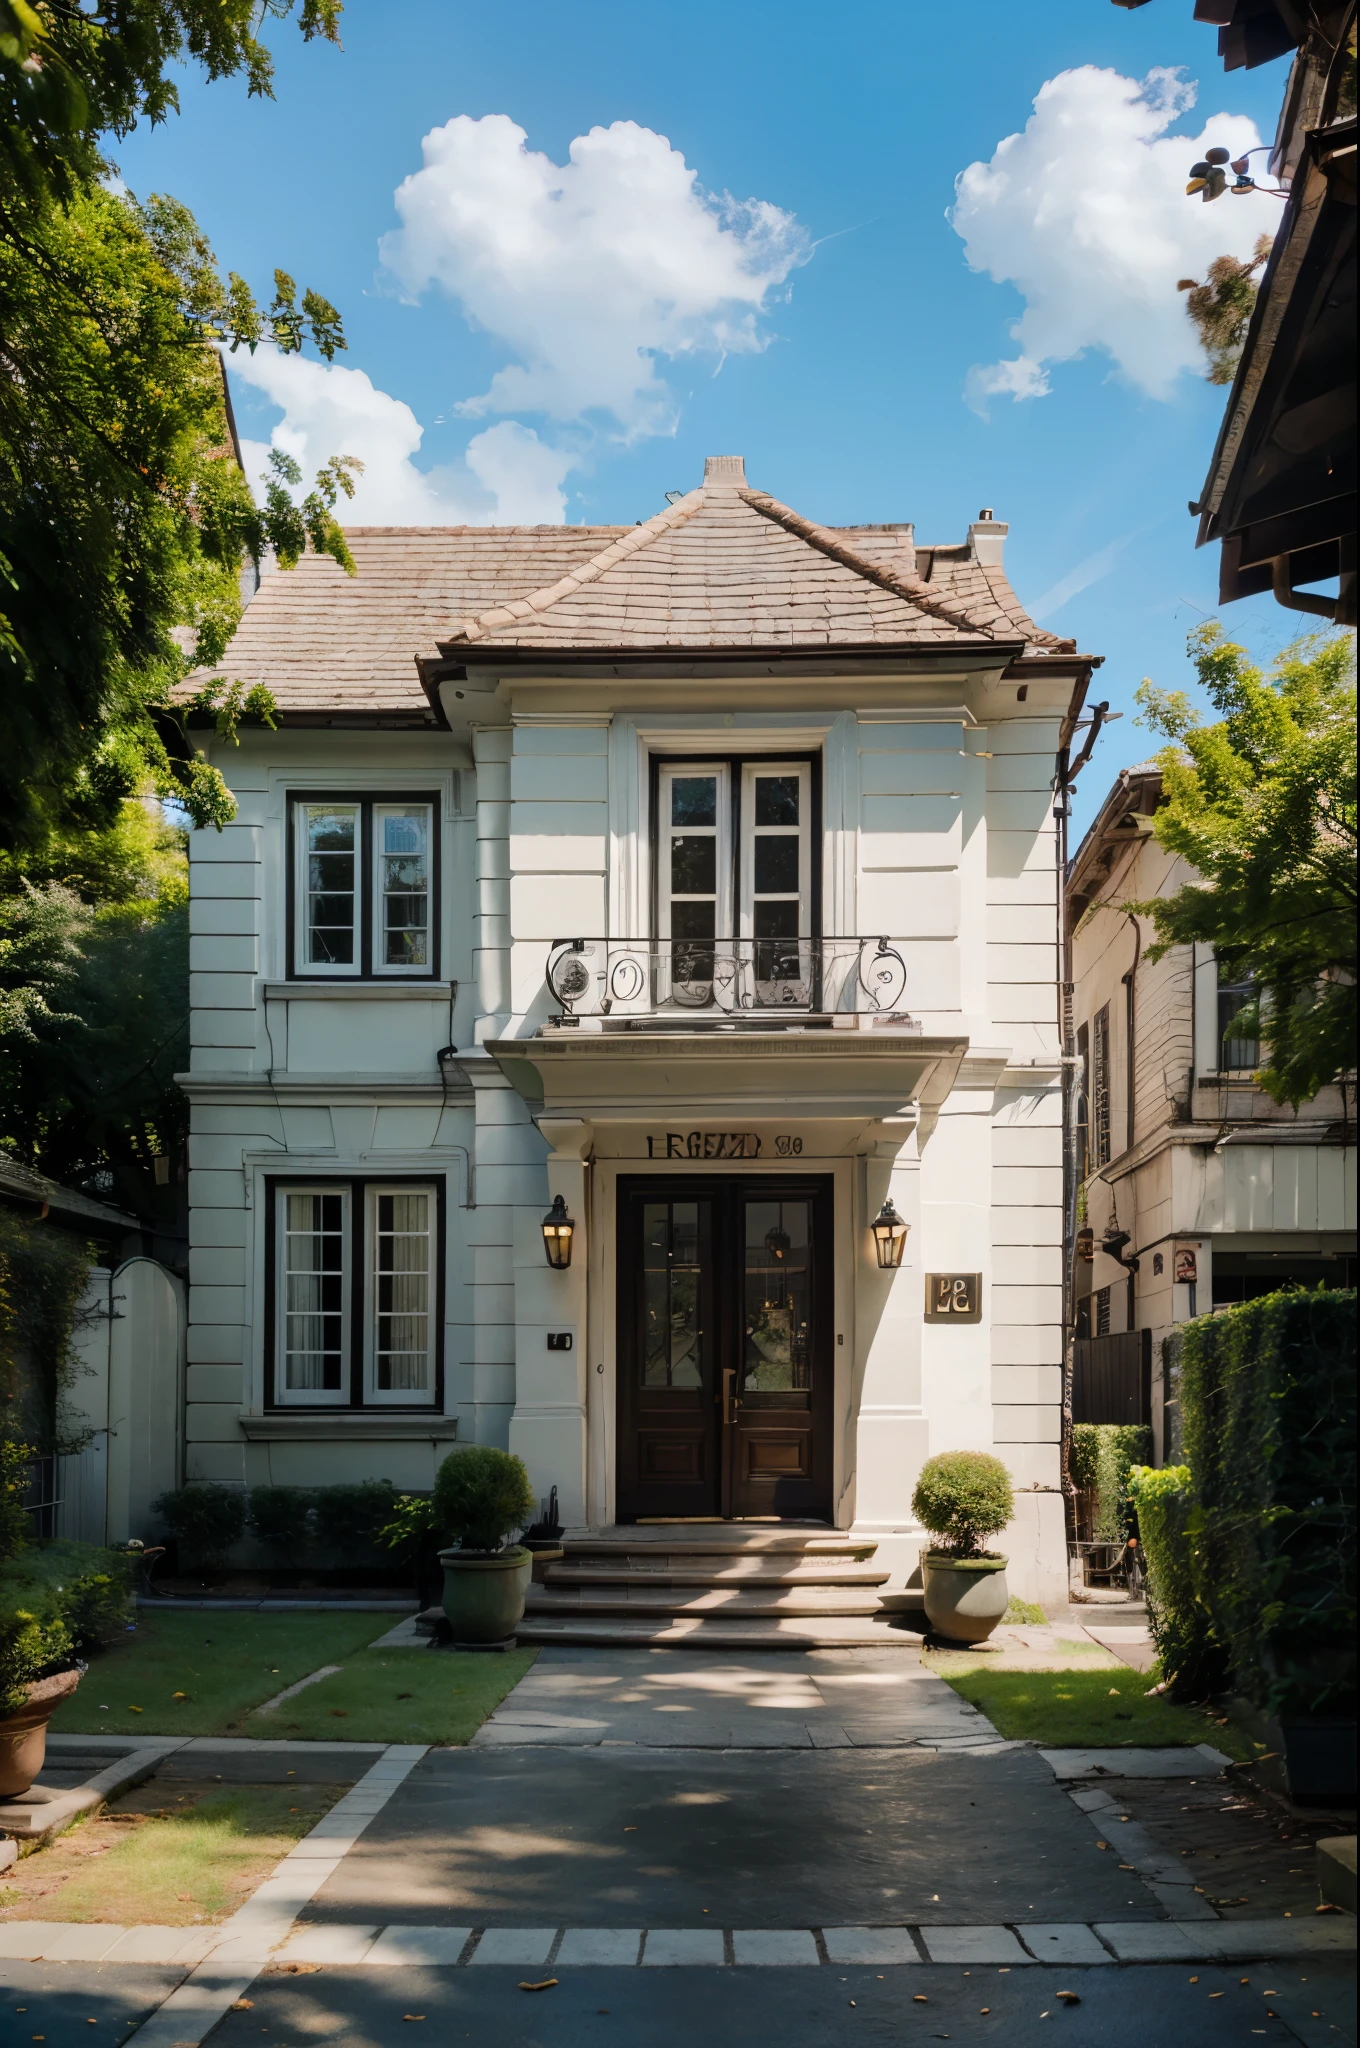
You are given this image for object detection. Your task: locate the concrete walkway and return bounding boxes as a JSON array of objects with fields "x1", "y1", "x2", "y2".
[{"x1": 2, "y1": 1646, "x2": 1354, "y2": 2047}]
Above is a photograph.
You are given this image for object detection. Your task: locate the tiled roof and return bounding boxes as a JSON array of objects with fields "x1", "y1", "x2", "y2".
[
  {"x1": 181, "y1": 458, "x2": 1076, "y2": 718},
  {"x1": 434, "y1": 464, "x2": 1023, "y2": 655}
]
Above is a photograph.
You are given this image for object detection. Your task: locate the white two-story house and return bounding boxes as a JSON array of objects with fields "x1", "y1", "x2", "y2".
[{"x1": 179, "y1": 455, "x2": 1094, "y2": 1609}]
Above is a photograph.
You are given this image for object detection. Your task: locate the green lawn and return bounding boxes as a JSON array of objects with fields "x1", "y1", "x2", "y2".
[
  {"x1": 48, "y1": 1611, "x2": 405, "y2": 1737},
  {"x1": 935, "y1": 1665, "x2": 1253, "y2": 1752},
  {"x1": 244, "y1": 1645, "x2": 537, "y2": 1745},
  {"x1": 0, "y1": 1784, "x2": 338, "y2": 1925}
]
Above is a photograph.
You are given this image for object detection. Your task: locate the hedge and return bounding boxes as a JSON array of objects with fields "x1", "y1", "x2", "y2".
[
  {"x1": 1127, "y1": 1462, "x2": 1224, "y2": 1697},
  {"x1": 1133, "y1": 1288, "x2": 1355, "y2": 1718}
]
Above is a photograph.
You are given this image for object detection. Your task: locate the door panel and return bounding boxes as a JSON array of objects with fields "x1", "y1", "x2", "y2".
[{"x1": 617, "y1": 1177, "x2": 832, "y2": 1523}]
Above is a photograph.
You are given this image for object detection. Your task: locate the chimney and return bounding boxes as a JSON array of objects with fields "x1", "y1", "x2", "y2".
[
  {"x1": 968, "y1": 508, "x2": 1008, "y2": 567},
  {"x1": 703, "y1": 455, "x2": 747, "y2": 488}
]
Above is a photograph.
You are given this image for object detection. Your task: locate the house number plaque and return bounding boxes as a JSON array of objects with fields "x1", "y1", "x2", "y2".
[
  {"x1": 925, "y1": 1273, "x2": 982, "y2": 1323},
  {"x1": 645, "y1": 1131, "x2": 764, "y2": 1159}
]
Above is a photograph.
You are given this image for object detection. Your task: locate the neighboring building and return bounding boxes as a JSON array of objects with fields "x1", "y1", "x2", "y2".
[
  {"x1": 1066, "y1": 764, "x2": 1357, "y2": 1459},
  {"x1": 1188, "y1": 0, "x2": 1356, "y2": 627},
  {"x1": 176, "y1": 456, "x2": 1096, "y2": 1608}
]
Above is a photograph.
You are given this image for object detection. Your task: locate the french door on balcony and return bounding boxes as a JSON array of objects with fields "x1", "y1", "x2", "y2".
[{"x1": 616, "y1": 1176, "x2": 833, "y2": 1522}]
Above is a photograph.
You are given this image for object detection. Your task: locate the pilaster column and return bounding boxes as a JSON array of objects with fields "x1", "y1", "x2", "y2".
[{"x1": 507, "y1": 1117, "x2": 593, "y2": 1529}]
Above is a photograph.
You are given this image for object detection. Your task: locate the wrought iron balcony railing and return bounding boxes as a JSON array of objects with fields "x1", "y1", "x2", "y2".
[{"x1": 544, "y1": 935, "x2": 913, "y2": 1023}]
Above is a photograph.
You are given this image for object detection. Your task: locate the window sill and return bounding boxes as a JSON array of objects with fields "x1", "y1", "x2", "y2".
[
  {"x1": 264, "y1": 981, "x2": 454, "y2": 1002},
  {"x1": 243, "y1": 1413, "x2": 458, "y2": 1440}
]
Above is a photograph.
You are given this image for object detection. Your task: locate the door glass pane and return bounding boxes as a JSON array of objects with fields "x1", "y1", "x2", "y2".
[
  {"x1": 374, "y1": 1190, "x2": 432, "y2": 1391},
  {"x1": 304, "y1": 807, "x2": 357, "y2": 965},
  {"x1": 641, "y1": 1201, "x2": 705, "y2": 1388},
  {"x1": 283, "y1": 1191, "x2": 345, "y2": 1390},
  {"x1": 754, "y1": 836, "x2": 799, "y2": 894},
  {"x1": 378, "y1": 807, "x2": 430, "y2": 969},
  {"x1": 672, "y1": 777, "x2": 717, "y2": 827},
  {"x1": 743, "y1": 1199, "x2": 812, "y2": 1393}
]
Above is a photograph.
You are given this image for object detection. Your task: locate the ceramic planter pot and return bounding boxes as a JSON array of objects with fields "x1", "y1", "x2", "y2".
[
  {"x1": 0, "y1": 1668, "x2": 81, "y2": 1799},
  {"x1": 438, "y1": 1546, "x2": 532, "y2": 1644},
  {"x1": 921, "y1": 1553, "x2": 1008, "y2": 1644}
]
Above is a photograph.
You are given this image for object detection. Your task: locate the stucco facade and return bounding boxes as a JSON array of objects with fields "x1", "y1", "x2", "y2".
[{"x1": 178, "y1": 457, "x2": 1093, "y2": 1606}]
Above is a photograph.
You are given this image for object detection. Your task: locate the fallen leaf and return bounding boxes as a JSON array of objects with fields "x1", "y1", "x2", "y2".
[
  {"x1": 230, "y1": 2000, "x2": 253, "y2": 2012},
  {"x1": 519, "y1": 1979, "x2": 558, "y2": 1993},
  {"x1": 1107, "y1": 1688, "x2": 1120, "y2": 1697},
  {"x1": 914, "y1": 1995, "x2": 929, "y2": 2003},
  {"x1": 128, "y1": 1705, "x2": 143, "y2": 1713},
  {"x1": 172, "y1": 1692, "x2": 188, "y2": 1701},
  {"x1": 1209, "y1": 1992, "x2": 1223, "y2": 1999},
  {"x1": 396, "y1": 1692, "x2": 413, "y2": 1700},
  {"x1": 1095, "y1": 1841, "x2": 1109, "y2": 1850},
  {"x1": 329, "y1": 1709, "x2": 349, "y2": 1718},
  {"x1": 1316, "y1": 1903, "x2": 1342, "y2": 1914},
  {"x1": 403, "y1": 2017, "x2": 425, "y2": 2023},
  {"x1": 1055, "y1": 1992, "x2": 1080, "y2": 2004},
  {"x1": 979, "y1": 2007, "x2": 990, "y2": 2014}
]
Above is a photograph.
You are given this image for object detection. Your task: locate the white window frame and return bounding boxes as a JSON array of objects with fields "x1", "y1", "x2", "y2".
[
  {"x1": 295, "y1": 801, "x2": 362, "y2": 979},
  {"x1": 276, "y1": 1184, "x2": 353, "y2": 1406},
  {"x1": 657, "y1": 762, "x2": 732, "y2": 944},
  {"x1": 363, "y1": 1183, "x2": 438, "y2": 1405},
  {"x1": 371, "y1": 802, "x2": 435, "y2": 978},
  {"x1": 739, "y1": 760, "x2": 812, "y2": 941}
]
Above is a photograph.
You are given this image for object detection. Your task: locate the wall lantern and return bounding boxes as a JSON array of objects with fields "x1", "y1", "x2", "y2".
[
  {"x1": 870, "y1": 1200, "x2": 909, "y2": 1270},
  {"x1": 541, "y1": 1194, "x2": 575, "y2": 1270},
  {"x1": 764, "y1": 1224, "x2": 791, "y2": 1262}
]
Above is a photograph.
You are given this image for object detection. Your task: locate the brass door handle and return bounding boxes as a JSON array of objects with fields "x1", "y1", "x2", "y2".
[{"x1": 722, "y1": 1368, "x2": 736, "y2": 1426}]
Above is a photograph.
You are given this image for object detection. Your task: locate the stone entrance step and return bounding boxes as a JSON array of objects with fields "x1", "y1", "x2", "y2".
[
  {"x1": 525, "y1": 1585, "x2": 886, "y2": 1620},
  {"x1": 519, "y1": 1524, "x2": 914, "y2": 1649}
]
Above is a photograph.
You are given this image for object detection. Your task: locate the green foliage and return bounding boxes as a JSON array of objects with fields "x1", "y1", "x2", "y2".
[
  {"x1": 248, "y1": 1486, "x2": 315, "y2": 1551},
  {"x1": 310, "y1": 1481, "x2": 402, "y2": 1559},
  {"x1": 434, "y1": 1447, "x2": 536, "y2": 1555},
  {"x1": 1002, "y1": 1596, "x2": 1048, "y2": 1626},
  {"x1": 1181, "y1": 1289, "x2": 1355, "y2": 1719},
  {"x1": 1132, "y1": 625, "x2": 1356, "y2": 1105},
  {"x1": 0, "y1": 1212, "x2": 94, "y2": 1451},
  {"x1": 912, "y1": 1450, "x2": 1014, "y2": 1558},
  {"x1": 0, "y1": 1433, "x2": 29, "y2": 1562},
  {"x1": 0, "y1": 1604, "x2": 72, "y2": 1716},
  {"x1": 153, "y1": 1484, "x2": 245, "y2": 1566},
  {"x1": 1128, "y1": 1463, "x2": 1225, "y2": 1698},
  {"x1": 1071, "y1": 1424, "x2": 1152, "y2": 1543},
  {"x1": 0, "y1": 870, "x2": 188, "y2": 1227},
  {"x1": 4, "y1": 1538, "x2": 134, "y2": 1648},
  {"x1": 377, "y1": 1493, "x2": 439, "y2": 1559},
  {"x1": 1177, "y1": 236, "x2": 1272, "y2": 385}
]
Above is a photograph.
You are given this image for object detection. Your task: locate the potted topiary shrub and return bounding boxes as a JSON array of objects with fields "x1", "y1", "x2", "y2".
[
  {"x1": 435, "y1": 1447, "x2": 537, "y2": 1645},
  {"x1": 0, "y1": 1606, "x2": 79, "y2": 1799},
  {"x1": 912, "y1": 1450, "x2": 1015, "y2": 1645}
]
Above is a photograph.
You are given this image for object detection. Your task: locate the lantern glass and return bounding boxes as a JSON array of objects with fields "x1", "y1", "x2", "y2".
[
  {"x1": 871, "y1": 1200, "x2": 908, "y2": 1270},
  {"x1": 542, "y1": 1194, "x2": 574, "y2": 1270}
]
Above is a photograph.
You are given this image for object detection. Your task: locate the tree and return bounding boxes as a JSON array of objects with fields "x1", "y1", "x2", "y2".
[
  {"x1": 0, "y1": 3, "x2": 356, "y2": 852},
  {"x1": 1133, "y1": 624, "x2": 1357, "y2": 1107},
  {"x1": 1177, "y1": 236, "x2": 1273, "y2": 386}
]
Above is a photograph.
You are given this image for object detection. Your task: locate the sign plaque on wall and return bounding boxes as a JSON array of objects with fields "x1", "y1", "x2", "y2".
[
  {"x1": 924, "y1": 1273, "x2": 982, "y2": 1323},
  {"x1": 1174, "y1": 1247, "x2": 1198, "y2": 1284}
]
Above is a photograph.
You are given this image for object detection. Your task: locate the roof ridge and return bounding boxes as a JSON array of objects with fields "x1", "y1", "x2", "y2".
[
  {"x1": 737, "y1": 490, "x2": 1011, "y2": 641},
  {"x1": 439, "y1": 490, "x2": 706, "y2": 647}
]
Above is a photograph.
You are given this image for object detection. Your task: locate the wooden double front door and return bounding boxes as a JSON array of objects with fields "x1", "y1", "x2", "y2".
[{"x1": 616, "y1": 1176, "x2": 833, "y2": 1522}]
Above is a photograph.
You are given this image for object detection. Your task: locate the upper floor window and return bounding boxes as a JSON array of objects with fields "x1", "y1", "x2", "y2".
[
  {"x1": 655, "y1": 758, "x2": 814, "y2": 947},
  {"x1": 290, "y1": 795, "x2": 439, "y2": 979},
  {"x1": 1090, "y1": 1003, "x2": 1111, "y2": 1169},
  {"x1": 1217, "y1": 964, "x2": 1259, "y2": 1071}
]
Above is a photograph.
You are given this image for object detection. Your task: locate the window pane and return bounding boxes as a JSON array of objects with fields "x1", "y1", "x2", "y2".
[
  {"x1": 374, "y1": 1189, "x2": 431, "y2": 1391},
  {"x1": 379, "y1": 809, "x2": 429, "y2": 969},
  {"x1": 671, "y1": 900, "x2": 716, "y2": 941},
  {"x1": 304, "y1": 807, "x2": 357, "y2": 968},
  {"x1": 283, "y1": 1191, "x2": 345, "y2": 1392},
  {"x1": 641, "y1": 1201, "x2": 705, "y2": 1388},
  {"x1": 671, "y1": 777, "x2": 717, "y2": 827},
  {"x1": 743, "y1": 1199, "x2": 812, "y2": 1392},
  {"x1": 753, "y1": 836, "x2": 799, "y2": 894},
  {"x1": 671, "y1": 834, "x2": 717, "y2": 894},
  {"x1": 755, "y1": 776, "x2": 799, "y2": 826},
  {"x1": 754, "y1": 899, "x2": 799, "y2": 939}
]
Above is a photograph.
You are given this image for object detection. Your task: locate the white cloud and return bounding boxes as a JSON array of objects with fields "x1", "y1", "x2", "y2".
[
  {"x1": 952, "y1": 66, "x2": 1267, "y2": 411},
  {"x1": 231, "y1": 344, "x2": 574, "y2": 525},
  {"x1": 380, "y1": 114, "x2": 811, "y2": 438}
]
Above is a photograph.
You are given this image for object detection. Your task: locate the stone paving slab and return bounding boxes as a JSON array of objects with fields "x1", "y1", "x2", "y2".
[
  {"x1": 1041, "y1": 1744, "x2": 1231, "y2": 1780},
  {"x1": 1020, "y1": 1922, "x2": 1114, "y2": 1964},
  {"x1": 468, "y1": 1926, "x2": 557, "y2": 1965},
  {"x1": 555, "y1": 1927, "x2": 643, "y2": 1965},
  {"x1": 732, "y1": 1927, "x2": 820, "y2": 1965},
  {"x1": 821, "y1": 1925, "x2": 921, "y2": 1964},
  {"x1": 919, "y1": 1925, "x2": 1034, "y2": 1963},
  {"x1": 642, "y1": 1927, "x2": 727, "y2": 1966}
]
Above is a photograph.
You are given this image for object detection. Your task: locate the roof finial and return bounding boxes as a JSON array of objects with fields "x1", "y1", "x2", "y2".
[{"x1": 703, "y1": 455, "x2": 747, "y2": 488}]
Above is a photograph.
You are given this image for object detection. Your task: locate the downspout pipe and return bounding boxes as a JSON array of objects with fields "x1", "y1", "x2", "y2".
[{"x1": 1121, "y1": 912, "x2": 1142, "y2": 1157}]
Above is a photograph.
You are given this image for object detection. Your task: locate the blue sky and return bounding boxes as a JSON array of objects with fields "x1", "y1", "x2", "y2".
[{"x1": 113, "y1": 0, "x2": 1297, "y2": 835}]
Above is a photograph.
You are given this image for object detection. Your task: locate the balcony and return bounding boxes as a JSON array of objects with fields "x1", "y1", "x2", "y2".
[{"x1": 543, "y1": 935, "x2": 919, "y2": 1032}]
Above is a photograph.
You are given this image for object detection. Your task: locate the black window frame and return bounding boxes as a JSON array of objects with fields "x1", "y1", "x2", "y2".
[
  {"x1": 264, "y1": 1173, "x2": 446, "y2": 1411},
  {"x1": 287, "y1": 791, "x2": 443, "y2": 982},
  {"x1": 648, "y1": 753, "x2": 823, "y2": 941}
]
